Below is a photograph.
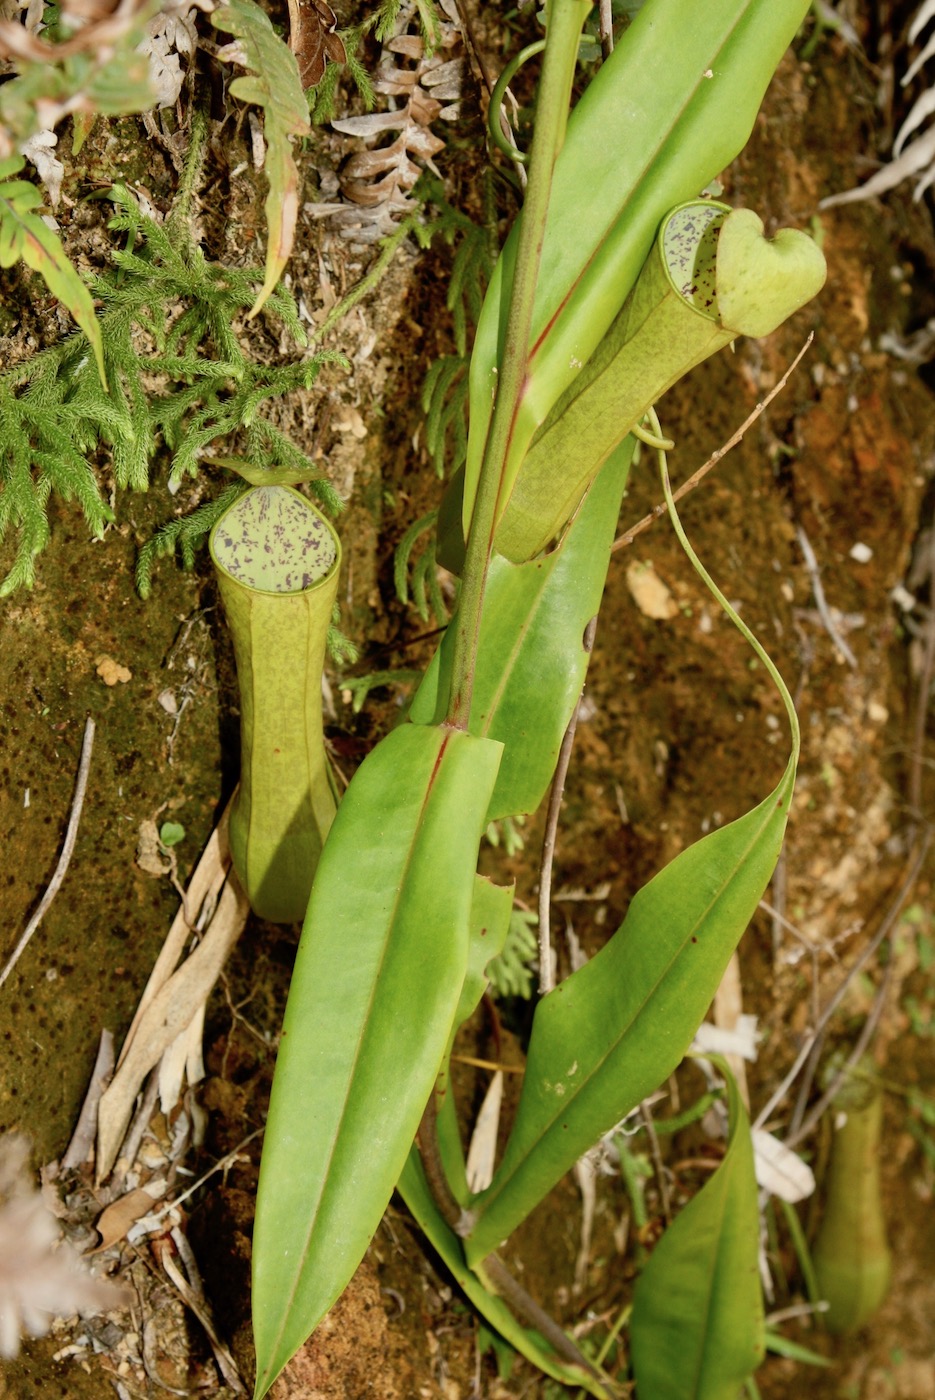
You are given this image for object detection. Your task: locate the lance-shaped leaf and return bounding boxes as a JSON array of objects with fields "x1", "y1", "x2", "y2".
[
  {"x1": 0, "y1": 157, "x2": 106, "y2": 386},
  {"x1": 462, "y1": 751, "x2": 795, "y2": 1266},
  {"x1": 213, "y1": 0, "x2": 311, "y2": 316},
  {"x1": 629, "y1": 1062, "x2": 764, "y2": 1400},
  {"x1": 397, "y1": 1150, "x2": 617, "y2": 1400},
  {"x1": 251, "y1": 723, "x2": 501, "y2": 1397},
  {"x1": 412, "y1": 442, "x2": 632, "y2": 821},
  {"x1": 494, "y1": 202, "x2": 825, "y2": 562},
  {"x1": 459, "y1": 0, "x2": 811, "y2": 547}
]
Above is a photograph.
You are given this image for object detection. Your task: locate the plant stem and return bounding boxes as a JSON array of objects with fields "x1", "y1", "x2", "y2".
[
  {"x1": 478, "y1": 1252, "x2": 618, "y2": 1394},
  {"x1": 172, "y1": 108, "x2": 209, "y2": 231},
  {"x1": 445, "y1": 0, "x2": 589, "y2": 728}
]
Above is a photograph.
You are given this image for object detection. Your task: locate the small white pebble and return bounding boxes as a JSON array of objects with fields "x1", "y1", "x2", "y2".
[
  {"x1": 891, "y1": 583, "x2": 916, "y2": 611},
  {"x1": 849, "y1": 541, "x2": 873, "y2": 563},
  {"x1": 157, "y1": 689, "x2": 178, "y2": 715},
  {"x1": 23, "y1": 788, "x2": 29, "y2": 809},
  {"x1": 868, "y1": 700, "x2": 889, "y2": 724}
]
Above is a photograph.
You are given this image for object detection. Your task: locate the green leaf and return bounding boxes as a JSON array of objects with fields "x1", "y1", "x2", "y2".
[
  {"x1": 629, "y1": 1062, "x2": 765, "y2": 1400},
  {"x1": 251, "y1": 723, "x2": 502, "y2": 1397},
  {"x1": 0, "y1": 49, "x2": 155, "y2": 146},
  {"x1": 460, "y1": 0, "x2": 811, "y2": 546},
  {"x1": 397, "y1": 1150, "x2": 616, "y2": 1400},
  {"x1": 158, "y1": 821, "x2": 186, "y2": 848},
  {"x1": 462, "y1": 751, "x2": 795, "y2": 1265},
  {"x1": 410, "y1": 442, "x2": 632, "y2": 821},
  {"x1": 0, "y1": 161, "x2": 106, "y2": 386},
  {"x1": 213, "y1": 0, "x2": 312, "y2": 315},
  {"x1": 716, "y1": 209, "x2": 827, "y2": 338},
  {"x1": 763, "y1": 1332, "x2": 831, "y2": 1367},
  {"x1": 456, "y1": 874, "x2": 516, "y2": 1030}
]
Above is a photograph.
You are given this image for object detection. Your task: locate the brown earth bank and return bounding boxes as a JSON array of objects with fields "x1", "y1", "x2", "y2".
[{"x1": 2, "y1": 4, "x2": 935, "y2": 1398}]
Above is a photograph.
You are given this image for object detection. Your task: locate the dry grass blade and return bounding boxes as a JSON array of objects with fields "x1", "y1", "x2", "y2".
[{"x1": 96, "y1": 808, "x2": 250, "y2": 1180}]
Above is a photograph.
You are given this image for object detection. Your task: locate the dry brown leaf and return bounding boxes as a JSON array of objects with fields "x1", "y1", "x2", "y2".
[
  {"x1": 96, "y1": 806, "x2": 248, "y2": 1181},
  {"x1": 286, "y1": 0, "x2": 345, "y2": 89},
  {"x1": 96, "y1": 872, "x2": 248, "y2": 1179},
  {"x1": 92, "y1": 1184, "x2": 164, "y2": 1252},
  {"x1": 325, "y1": 0, "x2": 462, "y2": 242}
]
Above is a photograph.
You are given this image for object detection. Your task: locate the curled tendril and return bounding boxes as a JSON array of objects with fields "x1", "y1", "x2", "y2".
[{"x1": 488, "y1": 39, "x2": 546, "y2": 164}]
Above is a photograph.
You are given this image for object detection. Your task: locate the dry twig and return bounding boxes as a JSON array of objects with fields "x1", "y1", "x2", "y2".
[
  {"x1": 0, "y1": 716, "x2": 95, "y2": 992},
  {"x1": 753, "y1": 834, "x2": 930, "y2": 1137},
  {"x1": 611, "y1": 334, "x2": 814, "y2": 553}
]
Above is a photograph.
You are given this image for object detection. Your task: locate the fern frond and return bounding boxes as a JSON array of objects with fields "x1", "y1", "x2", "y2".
[
  {"x1": 135, "y1": 482, "x2": 250, "y2": 598},
  {"x1": 422, "y1": 353, "x2": 466, "y2": 476},
  {"x1": 485, "y1": 905, "x2": 538, "y2": 1000},
  {"x1": 394, "y1": 509, "x2": 437, "y2": 604},
  {"x1": 327, "y1": 610, "x2": 360, "y2": 665},
  {"x1": 0, "y1": 455, "x2": 52, "y2": 597},
  {"x1": 410, "y1": 538, "x2": 446, "y2": 623},
  {"x1": 373, "y1": 0, "x2": 405, "y2": 43},
  {"x1": 341, "y1": 668, "x2": 423, "y2": 713}
]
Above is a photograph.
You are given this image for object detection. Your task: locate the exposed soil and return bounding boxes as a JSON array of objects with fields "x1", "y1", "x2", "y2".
[{"x1": 2, "y1": 6, "x2": 935, "y2": 1400}]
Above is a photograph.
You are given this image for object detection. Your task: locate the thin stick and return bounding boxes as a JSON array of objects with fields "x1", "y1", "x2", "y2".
[
  {"x1": 786, "y1": 960, "x2": 893, "y2": 1150},
  {"x1": 639, "y1": 1099, "x2": 671, "y2": 1224},
  {"x1": 0, "y1": 715, "x2": 95, "y2": 991},
  {"x1": 537, "y1": 617, "x2": 598, "y2": 995},
  {"x1": 795, "y1": 524, "x2": 858, "y2": 669},
  {"x1": 143, "y1": 1127, "x2": 265, "y2": 1226},
  {"x1": 611, "y1": 334, "x2": 814, "y2": 553},
  {"x1": 599, "y1": 0, "x2": 614, "y2": 59},
  {"x1": 61, "y1": 1028, "x2": 115, "y2": 1171},
  {"x1": 753, "y1": 834, "x2": 929, "y2": 1133}
]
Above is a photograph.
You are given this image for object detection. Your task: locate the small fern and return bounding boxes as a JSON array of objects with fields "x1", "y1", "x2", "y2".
[
  {"x1": 341, "y1": 668, "x2": 423, "y2": 711},
  {"x1": 0, "y1": 122, "x2": 343, "y2": 597},
  {"x1": 135, "y1": 482, "x2": 249, "y2": 599},
  {"x1": 486, "y1": 905, "x2": 539, "y2": 1000},
  {"x1": 393, "y1": 508, "x2": 448, "y2": 623},
  {"x1": 417, "y1": 175, "x2": 498, "y2": 480},
  {"x1": 422, "y1": 354, "x2": 468, "y2": 478},
  {"x1": 310, "y1": 23, "x2": 377, "y2": 124}
]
